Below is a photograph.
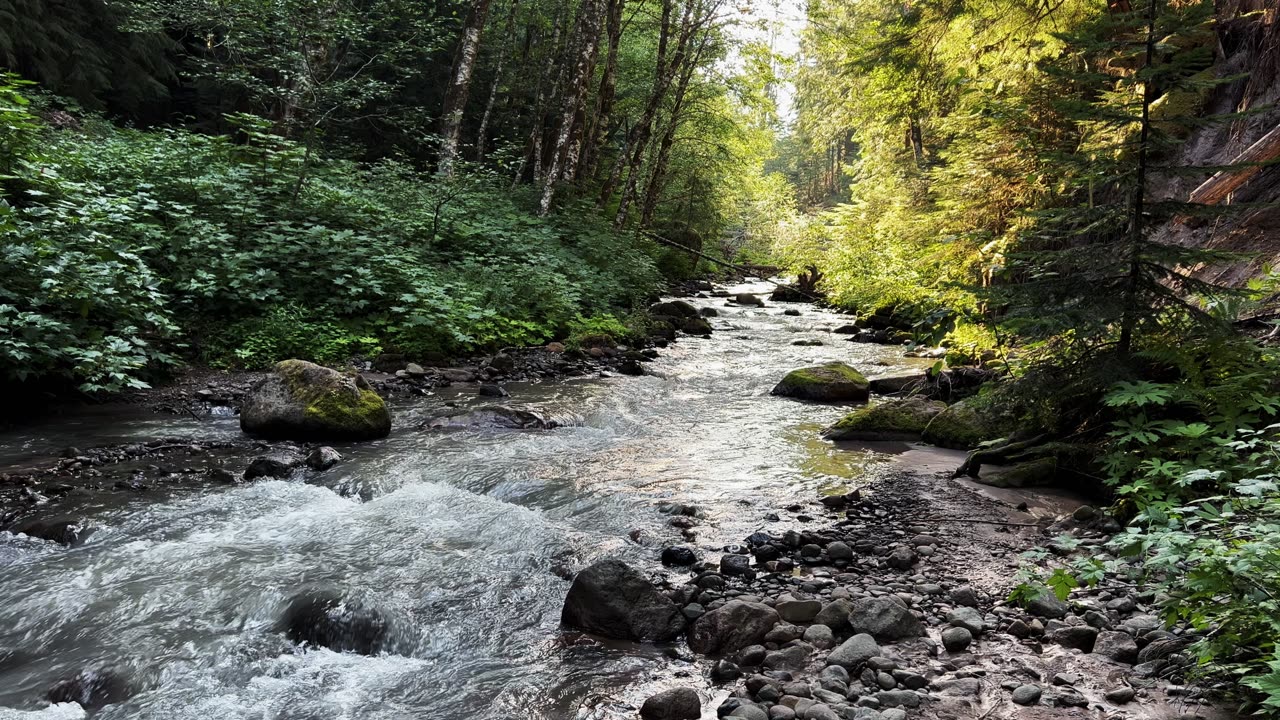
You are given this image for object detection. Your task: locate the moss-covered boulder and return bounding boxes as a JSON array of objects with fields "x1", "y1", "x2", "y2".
[
  {"x1": 978, "y1": 457, "x2": 1058, "y2": 489},
  {"x1": 650, "y1": 300, "x2": 699, "y2": 318},
  {"x1": 822, "y1": 397, "x2": 947, "y2": 441},
  {"x1": 771, "y1": 362, "x2": 870, "y2": 402},
  {"x1": 678, "y1": 316, "x2": 713, "y2": 335},
  {"x1": 241, "y1": 359, "x2": 392, "y2": 441},
  {"x1": 921, "y1": 399, "x2": 1002, "y2": 450}
]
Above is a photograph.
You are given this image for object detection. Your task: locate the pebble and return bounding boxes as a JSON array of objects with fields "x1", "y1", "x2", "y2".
[
  {"x1": 1105, "y1": 686, "x2": 1136, "y2": 704},
  {"x1": 1011, "y1": 684, "x2": 1042, "y2": 706},
  {"x1": 941, "y1": 626, "x2": 972, "y2": 652}
]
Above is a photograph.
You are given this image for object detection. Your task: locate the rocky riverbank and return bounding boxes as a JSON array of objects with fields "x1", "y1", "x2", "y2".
[{"x1": 576, "y1": 452, "x2": 1230, "y2": 720}]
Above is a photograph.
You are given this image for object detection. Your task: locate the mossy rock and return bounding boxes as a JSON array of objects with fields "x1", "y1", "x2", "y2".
[
  {"x1": 678, "y1": 316, "x2": 713, "y2": 335},
  {"x1": 921, "y1": 399, "x2": 1003, "y2": 450},
  {"x1": 822, "y1": 397, "x2": 947, "y2": 441},
  {"x1": 650, "y1": 300, "x2": 699, "y2": 318},
  {"x1": 771, "y1": 362, "x2": 870, "y2": 403},
  {"x1": 241, "y1": 359, "x2": 392, "y2": 441},
  {"x1": 649, "y1": 320, "x2": 676, "y2": 341},
  {"x1": 976, "y1": 456, "x2": 1059, "y2": 489},
  {"x1": 572, "y1": 332, "x2": 615, "y2": 350}
]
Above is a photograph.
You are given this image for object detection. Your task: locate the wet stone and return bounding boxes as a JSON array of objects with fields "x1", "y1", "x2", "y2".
[
  {"x1": 941, "y1": 626, "x2": 972, "y2": 653},
  {"x1": 1011, "y1": 684, "x2": 1042, "y2": 706},
  {"x1": 1104, "y1": 686, "x2": 1136, "y2": 704},
  {"x1": 662, "y1": 546, "x2": 698, "y2": 566},
  {"x1": 777, "y1": 599, "x2": 822, "y2": 623}
]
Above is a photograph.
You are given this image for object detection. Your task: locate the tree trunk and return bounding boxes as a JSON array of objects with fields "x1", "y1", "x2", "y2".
[
  {"x1": 1187, "y1": 122, "x2": 1280, "y2": 205},
  {"x1": 512, "y1": 10, "x2": 564, "y2": 187},
  {"x1": 599, "y1": 0, "x2": 675, "y2": 206},
  {"x1": 438, "y1": 0, "x2": 494, "y2": 177},
  {"x1": 581, "y1": 0, "x2": 626, "y2": 184},
  {"x1": 639, "y1": 31, "x2": 706, "y2": 226},
  {"x1": 1119, "y1": 0, "x2": 1159, "y2": 358},
  {"x1": 615, "y1": 0, "x2": 700, "y2": 226},
  {"x1": 475, "y1": 0, "x2": 520, "y2": 162},
  {"x1": 538, "y1": 0, "x2": 606, "y2": 215}
]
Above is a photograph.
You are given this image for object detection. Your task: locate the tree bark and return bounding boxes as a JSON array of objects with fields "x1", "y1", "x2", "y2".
[
  {"x1": 1187, "y1": 122, "x2": 1280, "y2": 205},
  {"x1": 639, "y1": 31, "x2": 708, "y2": 226},
  {"x1": 599, "y1": 0, "x2": 675, "y2": 207},
  {"x1": 475, "y1": 0, "x2": 520, "y2": 162},
  {"x1": 581, "y1": 0, "x2": 626, "y2": 184},
  {"x1": 538, "y1": 0, "x2": 606, "y2": 215},
  {"x1": 1119, "y1": 0, "x2": 1159, "y2": 358},
  {"x1": 438, "y1": 0, "x2": 494, "y2": 177}
]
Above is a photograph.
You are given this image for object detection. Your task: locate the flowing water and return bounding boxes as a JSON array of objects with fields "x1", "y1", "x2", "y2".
[{"x1": 0, "y1": 283, "x2": 935, "y2": 720}]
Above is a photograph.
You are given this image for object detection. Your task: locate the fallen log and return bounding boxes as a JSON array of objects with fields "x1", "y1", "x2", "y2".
[{"x1": 1188, "y1": 122, "x2": 1280, "y2": 205}]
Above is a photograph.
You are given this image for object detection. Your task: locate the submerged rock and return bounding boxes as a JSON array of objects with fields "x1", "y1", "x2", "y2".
[
  {"x1": 822, "y1": 397, "x2": 947, "y2": 441},
  {"x1": 771, "y1": 362, "x2": 870, "y2": 403},
  {"x1": 920, "y1": 399, "x2": 1002, "y2": 450},
  {"x1": 244, "y1": 448, "x2": 306, "y2": 480},
  {"x1": 425, "y1": 406, "x2": 557, "y2": 430},
  {"x1": 47, "y1": 668, "x2": 134, "y2": 710},
  {"x1": 561, "y1": 559, "x2": 685, "y2": 641},
  {"x1": 9, "y1": 515, "x2": 94, "y2": 546},
  {"x1": 279, "y1": 590, "x2": 395, "y2": 655},
  {"x1": 241, "y1": 360, "x2": 391, "y2": 441}
]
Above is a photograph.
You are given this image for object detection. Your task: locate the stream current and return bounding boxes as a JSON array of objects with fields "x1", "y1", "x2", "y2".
[{"x1": 0, "y1": 283, "x2": 934, "y2": 720}]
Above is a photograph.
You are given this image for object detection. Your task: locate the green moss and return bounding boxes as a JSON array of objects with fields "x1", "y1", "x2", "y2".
[
  {"x1": 824, "y1": 397, "x2": 947, "y2": 440},
  {"x1": 977, "y1": 456, "x2": 1058, "y2": 489},
  {"x1": 773, "y1": 362, "x2": 871, "y2": 402},
  {"x1": 304, "y1": 386, "x2": 387, "y2": 432},
  {"x1": 567, "y1": 332, "x2": 615, "y2": 350},
  {"x1": 275, "y1": 359, "x2": 390, "y2": 436},
  {"x1": 921, "y1": 398, "x2": 1004, "y2": 450}
]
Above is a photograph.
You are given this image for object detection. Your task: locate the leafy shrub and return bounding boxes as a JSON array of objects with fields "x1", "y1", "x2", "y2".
[
  {"x1": 203, "y1": 305, "x2": 381, "y2": 368},
  {"x1": 1010, "y1": 343, "x2": 1280, "y2": 714},
  {"x1": 565, "y1": 314, "x2": 632, "y2": 350},
  {"x1": 0, "y1": 78, "x2": 662, "y2": 386}
]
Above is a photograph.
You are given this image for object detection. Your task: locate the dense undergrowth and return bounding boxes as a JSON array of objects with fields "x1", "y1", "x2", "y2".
[
  {"x1": 0, "y1": 79, "x2": 662, "y2": 392},
  {"x1": 757, "y1": 0, "x2": 1280, "y2": 711}
]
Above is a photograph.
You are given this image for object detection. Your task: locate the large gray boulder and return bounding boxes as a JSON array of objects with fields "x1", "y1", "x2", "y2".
[
  {"x1": 688, "y1": 601, "x2": 780, "y2": 655},
  {"x1": 561, "y1": 559, "x2": 685, "y2": 641},
  {"x1": 650, "y1": 300, "x2": 700, "y2": 318},
  {"x1": 847, "y1": 596, "x2": 925, "y2": 640},
  {"x1": 241, "y1": 359, "x2": 391, "y2": 441}
]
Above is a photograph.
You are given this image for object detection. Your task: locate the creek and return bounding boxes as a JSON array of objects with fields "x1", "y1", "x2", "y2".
[{"x1": 0, "y1": 283, "x2": 935, "y2": 720}]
